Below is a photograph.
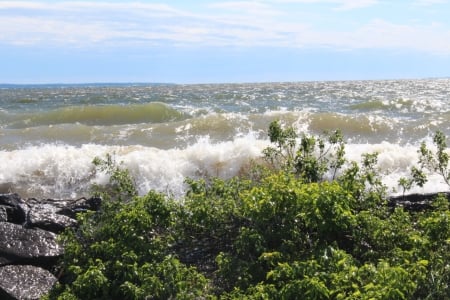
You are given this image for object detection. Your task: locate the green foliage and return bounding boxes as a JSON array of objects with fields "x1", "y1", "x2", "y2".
[
  {"x1": 398, "y1": 166, "x2": 428, "y2": 197},
  {"x1": 47, "y1": 127, "x2": 450, "y2": 299},
  {"x1": 91, "y1": 153, "x2": 137, "y2": 202},
  {"x1": 398, "y1": 130, "x2": 450, "y2": 195},
  {"x1": 410, "y1": 130, "x2": 450, "y2": 189},
  {"x1": 49, "y1": 190, "x2": 211, "y2": 299},
  {"x1": 263, "y1": 120, "x2": 345, "y2": 183},
  {"x1": 425, "y1": 131, "x2": 450, "y2": 186}
]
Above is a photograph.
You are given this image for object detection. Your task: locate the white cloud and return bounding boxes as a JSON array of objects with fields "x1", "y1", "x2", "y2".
[
  {"x1": 0, "y1": 15, "x2": 118, "y2": 46},
  {"x1": 0, "y1": 1, "x2": 49, "y2": 9},
  {"x1": 0, "y1": 1, "x2": 198, "y2": 46},
  {"x1": 209, "y1": 1, "x2": 282, "y2": 16},
  {"x1": 334, "y1": 0, "x2": 378, "y2": 10},
  {"x1": 0, "y1": 1, "x2": 449, "y2": 55},
  {"x1": 414, "y1": 0, "x2": 448, "y2": 6},
  {"x1": 0, "y1": 1, "x2": 177, "y2": 12},
  {"x1": 264, "y1": 0, "x2": 378, "y2": 10},
  {"x1": 309, "y1": 19, "x2": 450, "y2": 54}
]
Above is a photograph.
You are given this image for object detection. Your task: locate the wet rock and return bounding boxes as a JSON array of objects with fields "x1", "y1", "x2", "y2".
[
  {"x1": 26, "y1": 196, "x2": 101, "y2": 218},
  {"x1": 22, "y1": 197, "x2": 101, "y2": 233},
  {"x1": 0, "y1": 222, "x2": 63, "y2": 266},
  {"x1": 0, "y1": 265, "x2": 57, "y2": 300},
  {"x1": 0, "y1": 256, "x2": 11, "y2": 266},
  {"x1": 0, "y1": 194, "x2": 102, "y2": 298},
  {"x1": 26, "y1": 203, "x2": 78, "y2": 233},
  {"x1": 389, "y1": 192, "x2": 450, "y2": 212},
  {"x1": 44, "y1": 196, "x2": 102, "y2": 219},
  {"x1": 0, "y1": 206, "x2": 7, "y2": 222},
  {"x1": 0, "y1": 193, "x2": 27, "y2": 224},
  {"x1": 70, "y1": 196, "x2": 102, "y2": 214}
]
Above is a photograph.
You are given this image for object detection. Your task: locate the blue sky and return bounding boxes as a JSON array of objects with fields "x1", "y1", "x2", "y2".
[{"x1": 1, "y1": 0, "x2": 450, "y2": 83}]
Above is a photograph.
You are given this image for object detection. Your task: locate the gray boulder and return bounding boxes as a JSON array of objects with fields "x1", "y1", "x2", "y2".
[
  {"x1": 0, "y1": 206, "x2": 7, "y2": 222},
  {"x1": 33, "y1": 196, "x2": 102, "y2": 219},
  {"x1": 0, "y1": 193, "x2": 27, "y2": 224},
  {"x1": 26, "y1": 203, "x2": 78, "y2": 233},
  {"x1": 0, "y1": 194, "x2": 102, "y2": 298},
  {"x1": 389, "y1": 192, "x2": 450, "y2": 211},
  {"x1": 0, "y1": 222, "x2": 63, "y2": 266},
  {"x1": 23, "y1": 197, "x2": 101, "y2": 233},
  {"x1": 0, "y1": 265, "x2": 57, "y2": 300}
]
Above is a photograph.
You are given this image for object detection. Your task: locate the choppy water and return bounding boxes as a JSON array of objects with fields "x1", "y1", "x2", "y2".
[{"x1": 1, "y1": 79, "x2": 450, "y2": 198}]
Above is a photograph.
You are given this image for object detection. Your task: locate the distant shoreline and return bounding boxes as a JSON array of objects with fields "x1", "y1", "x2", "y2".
[
  {"x1": 0, "y1": 82, "x2": 175, "y2": 89},
  {"x1": 1, "y1": 77, "x2": 450, "y2": 89}
]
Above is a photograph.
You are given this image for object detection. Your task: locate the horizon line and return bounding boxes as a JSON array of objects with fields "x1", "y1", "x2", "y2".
[{"x1": 1, "y1": 76, "x2": 449, "y2": 87}]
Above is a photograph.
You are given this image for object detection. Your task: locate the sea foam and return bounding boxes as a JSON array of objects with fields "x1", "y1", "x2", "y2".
[
  {"x1": 1, "y1": 136, "x2": 449, "y2": 199},
  {"x1": 0, "y1": 134, "x2": 268, "y2": 199}
]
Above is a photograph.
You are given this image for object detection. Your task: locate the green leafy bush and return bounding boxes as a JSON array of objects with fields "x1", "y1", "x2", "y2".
[
  {"x1": 46, "y1": 160, "x2": 212, "y2": 299},
  {"x1": 263, "y1": 120, "x2": 345, "y2": 182},
  {"x1": 46, "y1": 123, "x2": 450, "y2": 299}
]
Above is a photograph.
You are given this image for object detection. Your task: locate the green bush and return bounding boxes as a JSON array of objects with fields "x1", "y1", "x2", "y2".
[
  {"x1": 263, "y1": 120, "x2": 345, "y2": 183},
  {"x1": 46, "y1": 122, "x2": 450, "y2": 299}
]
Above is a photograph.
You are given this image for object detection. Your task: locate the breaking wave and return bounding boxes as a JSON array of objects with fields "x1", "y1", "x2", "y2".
[{"x1": 8, "y1": 102, "x2": 189, "y2": 128}]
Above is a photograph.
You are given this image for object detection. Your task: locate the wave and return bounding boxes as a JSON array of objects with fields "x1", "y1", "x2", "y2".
[
  {"x1": 0, "y1": 136, "x2": 267, "y2": 199},
  {"x1": 1, "y1": 137, "x2": 448, "y2": 200},
  {"x1": 8, "y1": 102, "x2": 189, "y2": 128},
  {"x1": 347, "y1": 97, "x2": 443, "y2": 115},
  {"x1": 308, "y1": 112, "x2": 396, "y2": 134},
  {"x1": 348, "y1": 100, "x2": 387, "y2": 111},
  {"x1": 1, "y1": 109, "x2": 439, "y2": 150},
  {"x1": 348, "y1": 99, "x2": 412, "y2": 111}
]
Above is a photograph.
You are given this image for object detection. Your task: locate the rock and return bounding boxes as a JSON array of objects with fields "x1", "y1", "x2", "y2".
[
  {"x1": 0, "y1": 222, "x2": 63, "y2": 267},
  {"x1": 26, "y1": 196, "x2": 101, "y2": 217},
  {"x1": 0, "y1": 265, "x2": 57, "y2": 300},
  {"x1": 22, "y1": 197, "x2": 101, "y2": 233},
  {"x1": 69, "y1": 196, "x2": 102, "y2": 215},
  {"x1": 389, "y1": 192, "x2": 450, "y2": 212},
  {"x1": 40, "y1": 196, "x2": 102, "y2": 219},
  {"x1": 0, "y1": 206, "x2": 7, "y2": 222},
  {"x1": 26, "y1": 203, "x2": 78, "y2": 233},
  {"x1": 0, "y1": 256, "x2": 11, "y2": 266},
  {"x1": 0, "y1": 193, "x2": 27, "y2": 224},
  {"x1": 0, "y1": 194, "x2": 102, "y2": 298}
]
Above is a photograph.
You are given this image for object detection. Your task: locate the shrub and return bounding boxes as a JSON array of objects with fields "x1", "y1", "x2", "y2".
[
  {"x1": 263, "y1": 120, "x2": 345, "y2": 182},
  {"x1": 46, "y1": 126, "x2": 450, "y2": 299}
]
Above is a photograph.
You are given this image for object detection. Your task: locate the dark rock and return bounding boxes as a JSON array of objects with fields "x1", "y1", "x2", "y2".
[
  {"x1": 0, "y1": 193, "x2": 22, "y2": 206},
  {"x1": 0, "y1": 256, "x2": 11, "y2": 266},
  {"x1": 0, "y1": 194, "x2": 102, "y2": 298},
  {"x1": 0, "y1": 265, "x2": 57, "y2": 300},
  {"x1": 0, "y1": 222, "x2": 63, "y2": 267},
  {"x1": 26, "y1": 203, "x2": 78, "y2": 233},
  {"x1": 26, "y1": 196, "x2": 101, "y2": 219},
  {"x1": 0, "y1": 206, "x2": 7, "y2": 222},
  {"x1": 45, "y1": 196, "x2": 102, "y2": 218},
  {"x1": 70, "y1": 196, "x2": 102, "y2": 214},
  {"x1": 21, "y1": 196, "x2": 101, "y2": 233},
  {"x1": 0, "y1": 194, "x2": 27, "y2": 224},
  {"x1": 389, "y1": 192, "x2": 450, "y2": 212}
]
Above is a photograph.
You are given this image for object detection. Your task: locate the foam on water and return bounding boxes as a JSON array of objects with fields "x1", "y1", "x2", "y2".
[
  {"x1": 0, "y1": 134, "x2": 269, "y2": 199},
  {"x1": 344, "y1": 141, "x2": 450, "y2": 195},
  {"x1": 1, "y1": 134, "x2": 449, "y2": 199},
  {"x1": 1, "y1": 79, "x2": 450, "y2": 199}
]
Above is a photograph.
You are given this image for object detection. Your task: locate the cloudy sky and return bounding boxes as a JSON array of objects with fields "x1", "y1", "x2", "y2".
[{"x1": 1, "y1": 0, "x2": 450, "y2": 83}]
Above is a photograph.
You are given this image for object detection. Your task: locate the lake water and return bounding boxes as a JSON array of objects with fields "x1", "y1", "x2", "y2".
[{"x1": 1, "y1": 79, "x2": 450, "y2": 198}]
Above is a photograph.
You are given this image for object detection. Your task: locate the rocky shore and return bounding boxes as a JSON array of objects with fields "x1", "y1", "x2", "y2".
[
  {"x1": 0, "y1": 191, "x2": 447, "y2": 299},
  {"x1": 0, "y1": 194, "x2": 101, "y2": 300}
]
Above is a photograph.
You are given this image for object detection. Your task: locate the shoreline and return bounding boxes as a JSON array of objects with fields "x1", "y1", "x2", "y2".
[{"x1": 0, "y1": 189, "x2": 448, "y2": 299}]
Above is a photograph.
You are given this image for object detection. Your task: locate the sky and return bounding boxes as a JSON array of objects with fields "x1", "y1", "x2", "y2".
[{"x1": 1, "y1": 0, "x2": 450, "y2": 84}]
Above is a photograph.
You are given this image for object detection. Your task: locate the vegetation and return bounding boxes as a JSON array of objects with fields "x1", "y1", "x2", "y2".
[
  {"x1": 45, "y1": 121, "x2": 450, "y2": 299},
  {"x1": 398, "y1": 131, "x2": 450, "y2": 196}
]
